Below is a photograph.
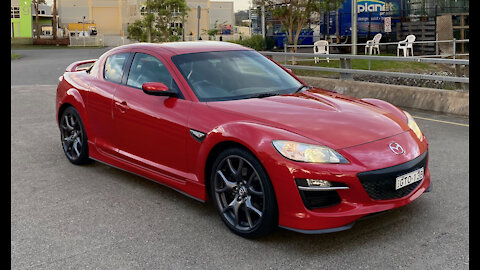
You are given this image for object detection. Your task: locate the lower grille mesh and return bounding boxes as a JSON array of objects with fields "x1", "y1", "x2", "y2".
[{"x1": 357, "y1": 151, "x2": 428, "y2": 200}]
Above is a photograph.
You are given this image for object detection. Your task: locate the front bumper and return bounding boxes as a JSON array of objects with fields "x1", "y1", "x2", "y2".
[{"x1": 262, "y1": 131, "x2": 430, "y2": 232}]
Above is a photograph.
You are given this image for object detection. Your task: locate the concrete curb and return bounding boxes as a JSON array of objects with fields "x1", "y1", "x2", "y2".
[{"x1": 298, "y1": 76, "x2": 469, "y2": 116}]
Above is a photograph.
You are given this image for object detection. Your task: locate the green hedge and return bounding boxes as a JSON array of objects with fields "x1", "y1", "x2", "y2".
[{"x1": 229, "y1": 35, "x2": 275, "y2": 51}]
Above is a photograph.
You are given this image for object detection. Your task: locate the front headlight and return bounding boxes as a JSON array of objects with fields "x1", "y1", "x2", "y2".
[
  {"x1": 272, "y1": 140, "x2": 348, "y2": 164},
  {"x1": 404, "y1": 111, "x2": 423, "y2": 141}
]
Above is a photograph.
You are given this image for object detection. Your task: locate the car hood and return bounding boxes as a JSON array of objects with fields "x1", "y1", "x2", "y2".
[{"x1": 206, "y1": 88, "x2": 410, "y2": 149}]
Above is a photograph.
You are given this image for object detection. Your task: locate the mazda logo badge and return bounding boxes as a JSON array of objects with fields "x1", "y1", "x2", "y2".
[{"x1": 389, "y1": 142, "x2": 405, "y2": 155}]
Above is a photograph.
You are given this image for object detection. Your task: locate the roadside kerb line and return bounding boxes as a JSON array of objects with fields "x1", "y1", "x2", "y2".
[{"x1": 413, "y1": 115, "x2": 469, "y2": 127}]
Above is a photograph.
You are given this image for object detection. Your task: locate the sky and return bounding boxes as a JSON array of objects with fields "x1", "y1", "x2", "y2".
[
  {"x1": 229, "y1": 0, "x2": 251, "y2": 12},
  {"x1": 210, "y1": 0, "x2": 252, "y2": 11},
  {"x1": 45, "y1": 0, "x2": 251, "y2": 12}
]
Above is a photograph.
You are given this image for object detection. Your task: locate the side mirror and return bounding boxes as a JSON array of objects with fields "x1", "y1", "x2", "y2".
[{"x1": 142, "y1": 82, "x2": 177, "y2": 97}]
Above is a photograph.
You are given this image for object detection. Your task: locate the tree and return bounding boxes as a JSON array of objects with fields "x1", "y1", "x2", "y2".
[
  {"x1": 52, "y1": 0, "x2": 57, "y2": 39},
  {"x1": 128, "y1": 0, "x2": 189, "y2": 42},
  {"x1": 255, "y1": 0, "x2": 319, "y2": 57},
  {"x1": 234, "y1": 10, "x2": 249, "y2": 26},
  {"x1": 202, "y1": 20, "x2": 227, "y2": 40},
  {"x1": 333, "y1": 1, "x2": 343, "y2": 43},
  {"x1": 128, "y1": 12, "x2": 156, "y2": 42},
  {"x1": 254, "y1": 0, "x2": 345, "y2": 60},
  {"x1": 32, "y1": 0, "x2": 47, "y2": 39}
]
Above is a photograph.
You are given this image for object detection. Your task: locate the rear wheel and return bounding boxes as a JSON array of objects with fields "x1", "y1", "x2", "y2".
[
  {"x1": 210, "y1": 147, "x2": 278, "y2": 238},
  {"x1": 59, "y1": 106, "x2": 90, "y2": 165}
]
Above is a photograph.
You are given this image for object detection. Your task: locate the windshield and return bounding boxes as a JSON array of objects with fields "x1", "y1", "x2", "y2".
[{"x1": 171, "y1": 50, "x2": 303, "y2": 102}]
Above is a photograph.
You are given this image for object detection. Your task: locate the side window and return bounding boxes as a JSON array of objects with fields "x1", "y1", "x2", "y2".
[
  {"x1": 126, "y1": 53, "x2": 180, "y2": 93},
  {"x1": 104, "y1": 53, "x2": 129, "y2": 83}
]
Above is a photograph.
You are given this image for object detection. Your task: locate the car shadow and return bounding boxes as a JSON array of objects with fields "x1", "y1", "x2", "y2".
[{"x1": 84, "y1": 159, "x2": 430, "y2": 252}]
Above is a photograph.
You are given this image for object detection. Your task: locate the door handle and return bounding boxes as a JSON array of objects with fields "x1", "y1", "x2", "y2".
[{"x1": 115, "y1": 101, "x2": 129, "y2": 113}]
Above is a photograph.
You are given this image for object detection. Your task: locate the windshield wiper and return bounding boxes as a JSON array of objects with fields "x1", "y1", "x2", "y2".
[
  {"x1": 250, "y1": 92, "x2": 281, "y2": 99},
  {"x1": 294, "y1": 85, "x2": 311, "y2": 93}
]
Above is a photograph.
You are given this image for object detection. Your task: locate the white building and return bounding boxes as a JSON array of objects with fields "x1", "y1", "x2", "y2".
[
  {"x1": 57, "y1": 0, "x2": 234, "y2": 40},
  {"x1": 209, "y1": 1, "x2": 234, "y2": 29}
]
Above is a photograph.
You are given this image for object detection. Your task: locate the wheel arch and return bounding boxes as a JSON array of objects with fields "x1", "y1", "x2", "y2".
[
  {"x1": 57, "y1": 88, "x2": 93, "y2": 140},
  {"x1": 57, "y1": 102, "x2": 73, "y2": 124},
  {"x1": 198, "y1": 121, "x2": 319, "y2": 202},
  {"x1": 203, "y1": 140, "x2": 257, "y2": 201}
]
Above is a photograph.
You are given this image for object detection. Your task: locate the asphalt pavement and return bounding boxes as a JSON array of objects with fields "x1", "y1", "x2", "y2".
[{"x1": 11, "y1": 48, "x2": 469, "y2": 269}]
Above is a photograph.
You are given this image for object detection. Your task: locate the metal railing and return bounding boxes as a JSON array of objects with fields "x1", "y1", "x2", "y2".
[
  {"x1": 283, "y1": 39, "x2": 469, "y2": 59},
  {"x1": 259, "y1": 50, "x2": 469, "y2": 85}
]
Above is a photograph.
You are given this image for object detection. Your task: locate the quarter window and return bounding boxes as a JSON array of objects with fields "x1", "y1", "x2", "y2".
[{"x1": 104, "y1": 53, "x2": 129, "y2": 84}]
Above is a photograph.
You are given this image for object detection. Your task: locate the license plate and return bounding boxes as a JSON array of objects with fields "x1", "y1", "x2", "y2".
[{"x1": 395, "y1": 167, "x2": 424, "y2": 190}]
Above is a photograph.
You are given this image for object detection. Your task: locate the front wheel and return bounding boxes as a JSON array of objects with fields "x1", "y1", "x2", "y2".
[
  {"x1": 59, "y1": 106, "x2": 90, "y2": 165},
  {"x1": 210, "y1": 147, "x2": 278, "y2": 238}
]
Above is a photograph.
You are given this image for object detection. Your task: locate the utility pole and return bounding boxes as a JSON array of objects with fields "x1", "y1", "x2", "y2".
[
  {"x1": 52, "y1": 0, "x2": 57, "y2": 40},
  {"x1": 248, "y1": 1, "x2": 252, "y2": 37},
  {"x1": 261, "y1": 4, "x2": 265, "y2": 39},
  {"x1": 182, "y1": 14, "x2": 185, "y2": 41},
  {"x1": 147, "y1": 1, "x2": 151, "y2": 43},
  {"x1": 351, "y1": 0, "x2": 357, "y2": 55},
  {"x1": 197, "y1": 5, "x2": 201, "y2": 40}
]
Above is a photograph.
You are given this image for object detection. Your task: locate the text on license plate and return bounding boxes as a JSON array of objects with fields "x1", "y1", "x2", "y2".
[{"x1": 395, "y1": 167, "x2": 424, "y2": 190}]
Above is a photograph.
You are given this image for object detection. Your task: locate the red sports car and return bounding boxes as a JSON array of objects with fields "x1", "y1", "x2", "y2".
[{"x1": 56, "y1": 41, "x2": 431, "y2": 238}]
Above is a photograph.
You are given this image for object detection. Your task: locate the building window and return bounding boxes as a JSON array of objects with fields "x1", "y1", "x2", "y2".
[{"x1": 11, "y1": 7, "x2": 20, "y2": 18}]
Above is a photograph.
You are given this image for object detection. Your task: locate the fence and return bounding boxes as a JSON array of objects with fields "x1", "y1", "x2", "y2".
[
  {"x1": 183, "y1": 34, "x2": 243, "y2": 42},
  {"x1": 396, "y1": 20, "x2": 435, "y2": 55},
  {"x1": 69, "y1": 34, "x2": 104, "y2": 47},
  {"x1": 259, "y1": 50, "x2": 469, "y2": 90}
]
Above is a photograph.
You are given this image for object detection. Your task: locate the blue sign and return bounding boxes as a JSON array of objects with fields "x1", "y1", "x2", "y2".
[{"x1": 326, "y1": 0, "x2": 402, "y2": 37}]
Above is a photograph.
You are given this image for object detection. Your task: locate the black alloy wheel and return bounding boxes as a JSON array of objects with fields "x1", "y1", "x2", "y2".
[
  {"x1": 59, "y1": 107, "x2": 90, "y2": 165},
  {"x1": 210, "y1": 147, "x2": 278, "y2": 238}
]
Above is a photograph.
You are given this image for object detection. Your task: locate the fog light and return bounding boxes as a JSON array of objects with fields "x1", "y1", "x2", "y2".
[{"x1": 306, "y1": 179, "x2": 332, "y2": 187}]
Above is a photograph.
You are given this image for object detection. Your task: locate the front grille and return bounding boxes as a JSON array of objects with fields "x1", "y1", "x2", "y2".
[{"x1": 357, "y1": 151, "x2": 428, "y2": 200}]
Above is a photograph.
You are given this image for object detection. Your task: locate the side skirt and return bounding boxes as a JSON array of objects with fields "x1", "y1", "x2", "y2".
[
  {"x1": 90, "y1": 157, "x2": 206, "y2": 203},
  {"x1": 87, "y1": 140, "x2": 207, "y2": 202}
]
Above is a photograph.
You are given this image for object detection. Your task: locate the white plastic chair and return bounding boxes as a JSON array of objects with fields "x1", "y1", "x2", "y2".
[
  {"x1": 365, "y1": 33, "x2": 382, "y2": 55},
  {"x1": 397, "y1": 35, "x2": 416, "y2": 57},
  {"x1": 314, "y1": 40, "x2": 329, "y2": 63}
]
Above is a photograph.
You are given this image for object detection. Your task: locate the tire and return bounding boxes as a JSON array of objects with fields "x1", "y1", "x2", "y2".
[
  {"x1": 209, "y1": 147, "x2": 278, "y2": 238},
  {"x1": 59, "y1": 106, "x2": 91, "y2": 165}
]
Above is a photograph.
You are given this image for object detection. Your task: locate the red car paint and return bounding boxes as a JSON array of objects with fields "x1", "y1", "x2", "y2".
[{"x1": 56, "y1": 42, "x2": 430, "y2": 232}]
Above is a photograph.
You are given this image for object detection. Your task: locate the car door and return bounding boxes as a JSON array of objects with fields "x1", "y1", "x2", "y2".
[
  {"x1": 87, "y1": 51, "x2": 131, "y2": 156},
  {"x1": 112, "y1": 51, "x2": 191, "y2": 180}
]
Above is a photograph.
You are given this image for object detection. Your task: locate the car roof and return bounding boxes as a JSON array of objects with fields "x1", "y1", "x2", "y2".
[{"x1": 111, "y1": 41, "x2": 252, "y2": 56}]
